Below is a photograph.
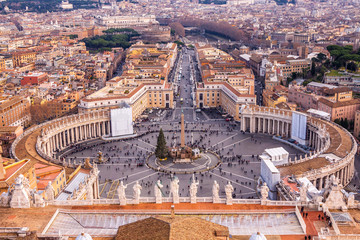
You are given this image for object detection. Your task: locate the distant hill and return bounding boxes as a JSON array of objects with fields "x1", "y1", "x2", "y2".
[{"x1": 0, "y1": 0, "x2": 98, "y2": 13}]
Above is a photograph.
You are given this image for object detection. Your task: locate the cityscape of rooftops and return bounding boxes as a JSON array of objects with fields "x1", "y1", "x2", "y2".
[{"x1": 0, "y1": 0, "x2": 360, "y2": 239}]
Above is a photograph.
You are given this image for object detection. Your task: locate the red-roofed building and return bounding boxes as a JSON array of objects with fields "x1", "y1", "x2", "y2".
[
  {"x1": 21, "y1": 72, "x2": 48, "y2": 86},
  {"x1": 34, "y1": 163, "x2": 66, "y2": 197},
  {"x1": 0, "y1": 159, "x2": 37, "y2": 194}
]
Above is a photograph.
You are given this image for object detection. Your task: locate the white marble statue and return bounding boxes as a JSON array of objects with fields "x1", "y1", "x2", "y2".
[
  {"x1": 170, "y1": 177, "x2": 180, "y2": 204},
  {"x1": 347, "y1": 192, "x2": 355, "y2": 207},
  {"x1": 45, "y1": 181, "x2": 55, "y2": 201},
  {"x1": 117, "y1": 181, "x2": 127, "y2": 206},
  {"x1": 189, "y1": 175, "x2": 199, "y2": 204},
  {"x1": 33, "y1": 193, "x2": 45, "y2": 207},
  {"x1": 260, "y1": 182, "x2": 269, "y2": 201},
  {"x1": 154, "y1": 180, "x2": 163, "y2": 204},
  {"x1": 212, "y1": 180, "x2": 220, "y2": 203},
  {"x1": 324, "y1": 176, "x2": 347, "y2": 209},
  {"x1": 225, "y1": 181, "x2": 234, "y2": 205},
  {"x1": 133, "y1": 181, "x2": 142, "y2": 204}
]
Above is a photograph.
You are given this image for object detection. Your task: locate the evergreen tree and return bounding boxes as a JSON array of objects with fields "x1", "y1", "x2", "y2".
[
  {"x1": 155, "y1": 128, "x2": 168, "y2": 159},
  {"x1": 311, "y1": 61, "x2": 316, "y2": 76}
]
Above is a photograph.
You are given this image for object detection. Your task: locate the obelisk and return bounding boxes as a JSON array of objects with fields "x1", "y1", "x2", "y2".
[{"x1": 181, "y1": 111, "x2": 185, "y2": 148}]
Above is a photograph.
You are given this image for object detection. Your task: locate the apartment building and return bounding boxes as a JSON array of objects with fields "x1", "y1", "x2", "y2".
[
  {"x1": 79, "y1": 79, "x2": 173, "y2": 120},
  {"x1": 21, "y1": 72, "x2": 48, "y2": 86},
  {"x1": 278, "y1": 59, "x2": 311, "y2": 78},
  {"x1": 10, "y1": 51, "x2": 37, "y2": 67},
  {"x1": 195, "y1": 44, "x2": 256, "y2": 120},
  {"x1": 0, "y1": 96, "x2": 31, "y2": 127},
  {"x1": 317, "y1": 98, "x2": 360, "y2": 121},
  {"x1": 196, "y1": 82, "x2": 256, "y2": 120}
]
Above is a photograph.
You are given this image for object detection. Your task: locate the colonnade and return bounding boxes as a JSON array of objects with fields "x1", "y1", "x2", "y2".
[
  {"x1": 312, "y1": 162, "x2": 354, "y2": 190},
  {"x1": 42, "y1": 120, "x2": 111, "y2": 157},
  {"x1": 307, "y1": 127, "x2": 326, "y2": 151},
  {"x1": 241, "y1": 116, "x2": 292, "y2": 138},
  {"x1": 240, "y1": 105, "x2": 356, "y2": 190}
]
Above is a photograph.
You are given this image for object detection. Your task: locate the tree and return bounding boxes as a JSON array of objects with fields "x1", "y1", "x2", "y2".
[
  {"x1": 317, "y1": 53, "x2": 327, "y2": 62},
  {"x1": 311, "y1": 61, "x2": 316, "y2": 76},
  {"x1": 347, "y1": 61, "x2": 358, "y2": 72},
  {"x1": 155, "y1": 129, "x2": 168, "y2": 159},
  {"x1": 169, "y1": 22, "x2": 185, "y2": 37}
]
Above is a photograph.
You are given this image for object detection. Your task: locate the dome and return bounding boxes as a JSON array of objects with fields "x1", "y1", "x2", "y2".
[
  {"x1": 249, "y1": 232, "x2": 267, "y2": 240},
  {"x1": 75, "y1": 232, "x2": 93, "y2": 240}
]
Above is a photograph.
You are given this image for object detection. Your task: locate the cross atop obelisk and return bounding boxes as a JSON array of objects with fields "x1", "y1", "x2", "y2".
[{"x1": 180, "y1": 109, "x2": 185, "y2": 148}]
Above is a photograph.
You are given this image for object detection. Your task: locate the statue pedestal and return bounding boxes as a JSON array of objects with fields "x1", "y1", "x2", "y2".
[
  {"x1": 173, "y1": 196, "x2": 179, "y2": 204},
  {"x1": 190, "y1": 196, "x2": 196, "y2": 204},
  {"x1": 120, "y1": 199, "x2": 127, "y2": 206},
  {"x1": 226, "y1": 198, "x2": 233, "y2": 205},
  {"x1": 213, "y1": 198, "x2": 220, "y2": 204}
]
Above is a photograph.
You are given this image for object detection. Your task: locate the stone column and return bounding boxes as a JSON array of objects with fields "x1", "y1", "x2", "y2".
[
  {"x1": 88, "y1": 124, "x2": 92, "y2": 139},
  {"x1": 55, "y1": 134, "x2": 59, "y2": 150},
  {"x1": 69, "y1": 128, "x2": 72, "y2": 143},
  {"x1": 55, "y1": 133, "x2": 59, "y2": 150},
  {"x1": 325, "y1": 175, "x2": 329, "y2": 188},
  {"x1": 107, "y1": 121, "x2": 111, "y2": 135},
  {"x1": 319, "y1": 177, "x2": 323, "y2": 190},
  {"x1": 59, "y1": 132, "x2": 62, "y2": 149},
  {"x1": 51, "y1": 136, "x2": 55, "y2": 153},
  {"x1": 67, "y1": 130, "x2": 70, "y2": 146},
  {"x1": 249, "y1": 117, "x2": 253, "y2": 133},
  {"x1": 263, "y1": 118, "x2": 266, "y2": 133},
  {"x1": 73, "y1": 127, "x2": 76, "y2": 142},
  {"x1": 48, "y1": 137, "x2": 52, "y2": 154},
  {"x1": 81, "y1": 125, "x2": 84, "y2": 140},
  {"x1": 344, "y1": 166, "x2": 348, "y2": 185},
  {"x1": 102, "y1": 122, "x2": 106, "y2": 136},
  {"x1": 85, "y1": 124, "x2": 88, "y2": 139},
  {"x1": 61, "y1": 132, "x2": 65, "y2": 149},
  {"x1": 339, "y1": 168, "x2": 344, "y2": 186},
  {"x1": 268, "y1": 119, "x2": 271, "y2": 134},
  {"x1": 78, "y1": 126, "x2": 82, "y2": 140},
  {"x1": 283, "y1": 122, "x2": 286, "y2": 137}
]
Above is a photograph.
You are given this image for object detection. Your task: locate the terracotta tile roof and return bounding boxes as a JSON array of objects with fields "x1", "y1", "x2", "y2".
[
  {"x1": 0, "y1": 160, "x2": 33, "y2": 189},
  {"x1": 318, "y1": 98, "x2": 360, "y2": 108},
  {"x1": 115, "y1": 216, "x2": 229, "y2": 240},
  {"x1": 37, "y1": 172, "x2": 61, "y2": 190},
  {"x1": 321, "y1": 86, "x2": 351, "y2": 95}
]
